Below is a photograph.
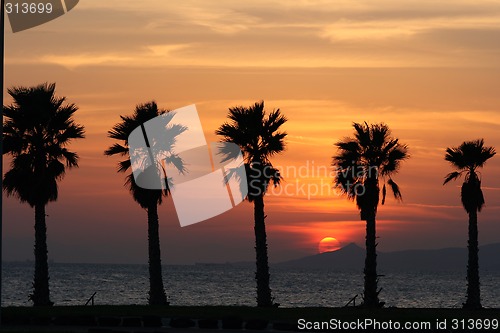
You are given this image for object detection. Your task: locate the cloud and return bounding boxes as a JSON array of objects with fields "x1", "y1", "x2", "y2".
[
  {"x1": 23, "y1": 44, "x2": 192, "y2": 69},
  {"x1": 37, "y1": 54, "x2": 135, "y2": 68},
  {"x1": 145, "y1": 44, "x2": 193, "y2": 57},
  {"x1": 79, "y1": 0, "x2": 260, "y2": 34},
  {"x1": 6, "y1": 0, "x2": 500, "y2": 69},
  {"x1": 321, "y1": 20, "x2": 420, "y2": 41}
]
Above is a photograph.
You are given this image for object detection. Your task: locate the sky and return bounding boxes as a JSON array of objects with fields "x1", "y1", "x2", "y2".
[{"x1": 3, "y1": 0, "x2": 500, "y2": 264}]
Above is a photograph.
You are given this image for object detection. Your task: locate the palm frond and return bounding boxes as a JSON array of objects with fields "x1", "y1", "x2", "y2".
[
  {"x1": 387, "y1": 178, "x2": 402, "y2": 201},
  {"x1": 445, "y1": 139, "x2": 495, "y2": 212},
  {"x1": 381, "y1": 183, "x2": 386, "y2": 205},
  {"x1": 371, "y1": 123, "x2": 390, "y2": 150},
  {"x1": 164, "y1": 154, "x2": 186, "y2": 174},
  {"x1": 216, "y1": 101, "x2": 287, "y2": 198},
  {"x1": 105, "y1": 101, "x2": 185, "y2": 206},
  {"x1": 61, "y1": 150, "x2": 79, "y2": 168},
  {"x1": 380, "y1": 144, "x2": 409, "y2": 175},
  {"x1": 2, "y1": 83, "x2": 84, "y2": 206},
  {"x1": 334, "y1": 167, "x2": 359, "y2": 199},
  {"x1": 443, "y1": 171, "x2": 462, "y2": 185},
  {"x1": 265, "y1": 109, "x2": 287, "y2": 133},
  {"x1": 104, "y1": 143, "x2": 129, "y2": 156},
  {"x1": 352, "y1": 122, "x2": 371, "y2": 149},
  {"x1": 333, "y1": 122, "x2": 408, "y2": 212},
  {"x1": 445, "y1": 139, "x2": 496, "y2": 170},
  {"x1": 55, "y1": 123, "x2": 85, "y2": 145}
]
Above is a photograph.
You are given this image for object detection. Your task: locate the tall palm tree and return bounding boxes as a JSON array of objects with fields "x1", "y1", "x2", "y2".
[
  {"x1": 216, "y1": 101, "x2": 286, "y2": 307},
  {"x1": 332, "y1": 122, "x2": 408, "y2": 308},
  {"x1": 105, "y1": 101, "x2": 185, "y2": 305},
  {"x1": 443, "y1": 139, "x2": 495, "y2": 309},
  {"x1": 2, "y1": 83, "x2": 85, "y2": 306}
]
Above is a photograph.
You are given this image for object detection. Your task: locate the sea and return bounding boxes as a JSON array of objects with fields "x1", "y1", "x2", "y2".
[{"x1": 2, "y1": 262, "x2": 500, "y2": 308}]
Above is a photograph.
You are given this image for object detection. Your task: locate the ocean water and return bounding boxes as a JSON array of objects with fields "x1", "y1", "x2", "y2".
[{"x1": 2, "y1": 262, "x2": 500, "y2": 308}]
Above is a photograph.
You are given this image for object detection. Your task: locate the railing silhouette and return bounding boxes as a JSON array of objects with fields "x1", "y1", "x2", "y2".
[
  {"x1": 84, "y1": 292, "x2": 97, "y2": 306},
  {"x1": 344, "y1": 294, "x2": 358, "y2": 307}
]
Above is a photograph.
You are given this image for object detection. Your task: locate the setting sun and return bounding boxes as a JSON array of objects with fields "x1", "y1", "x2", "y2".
[{"x1": 318, "y1": 237, "x2": 341, "y2": 253}]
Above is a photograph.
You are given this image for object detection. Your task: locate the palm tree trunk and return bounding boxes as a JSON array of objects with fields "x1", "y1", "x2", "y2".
[
  {"x1": 254, "y1": 194, "x2": 273, "y2": 307},
  {"x1": 363, "y1": 211, "x2": 380, "y2": 307},
  {"x1": 32, "y1": 204, "x2": 52, "y2": 306},
  {"x1": 147, "y1": 203, "x2": 168, "y2": 305},
  {"x1": 464, "y1": 210, "x2": 481, "y2": 309}
]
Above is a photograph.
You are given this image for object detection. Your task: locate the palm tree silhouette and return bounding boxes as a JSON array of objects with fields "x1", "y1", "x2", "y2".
[
  {"x1": 2, "y1": 83, "x2": 85, "y2": 306},
  {"x1": 443, "y1": 139, "x2": 495, "y2": 309},
  {"x1": 105, "y1": 101, "x2": 185, "y2": 305},
  {"x1": 216, "y1": 101, "x2": 286, "y2": 307},
  {"x1": 332, "y1": 122, "x2": 408, "y2": 308}
]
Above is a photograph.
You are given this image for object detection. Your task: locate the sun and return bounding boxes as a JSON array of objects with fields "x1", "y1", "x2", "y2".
[{"x1": 318, "y1": 237, "x2": 341, "y2": 253}]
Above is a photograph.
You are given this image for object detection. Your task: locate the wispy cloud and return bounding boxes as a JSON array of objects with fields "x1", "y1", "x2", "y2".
[{"x1": 6, "y1": 0, "x2": 500, "y2": 69}]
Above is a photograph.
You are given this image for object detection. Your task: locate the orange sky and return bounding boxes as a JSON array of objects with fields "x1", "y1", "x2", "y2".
[{"x1": 3, "y1": 1, "x2": 500, "y2": 264}]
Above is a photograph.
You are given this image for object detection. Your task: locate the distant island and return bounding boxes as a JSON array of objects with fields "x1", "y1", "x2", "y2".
[{"x1": 275, "y1": 243, "x2": 500, "y2": 272}]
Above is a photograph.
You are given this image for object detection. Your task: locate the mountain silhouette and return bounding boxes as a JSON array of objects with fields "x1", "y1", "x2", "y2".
[
  {"x1": 276, "y1": 243, "x2": 364, "y2": 270},
  {"x1": 275, "y1": 242, "x2": 500, "y2": 272}
]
